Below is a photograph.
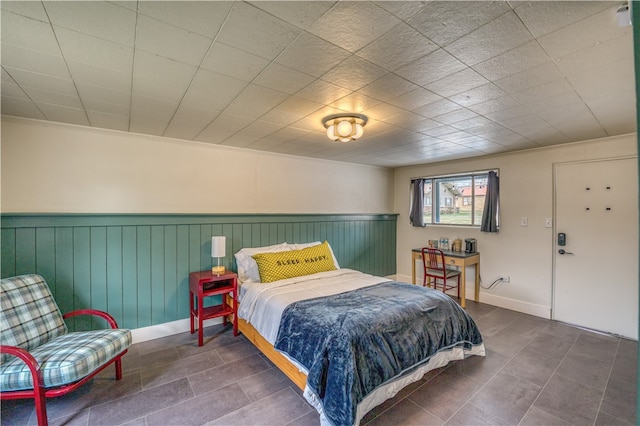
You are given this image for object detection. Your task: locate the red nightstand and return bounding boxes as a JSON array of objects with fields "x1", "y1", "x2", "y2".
[{"x1": 189, "y1": 270, "x2": 238, "y2": 346}]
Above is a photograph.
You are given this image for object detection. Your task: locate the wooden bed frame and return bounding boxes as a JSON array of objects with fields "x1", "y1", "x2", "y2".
[{"x1": 226, "y1": 295, "x2": 307, "y2": 390}]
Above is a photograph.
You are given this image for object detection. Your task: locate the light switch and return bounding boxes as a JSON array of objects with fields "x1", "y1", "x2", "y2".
[
  {"x1": 545, "y1": 218, "x2": 553, "y2": 228},
  {"x1": 520, "y1": 217, "x2": 528, "y2": 227}
]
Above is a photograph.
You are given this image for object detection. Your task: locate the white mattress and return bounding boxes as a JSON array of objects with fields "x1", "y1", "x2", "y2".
[{"x1": 237, "y1": 268, "x2": 389, "y2": 345}]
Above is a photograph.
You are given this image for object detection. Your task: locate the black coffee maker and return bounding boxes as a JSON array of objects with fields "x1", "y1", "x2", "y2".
[{"x1": 465, "y1": 238, "x2": 477, "y2": 253}]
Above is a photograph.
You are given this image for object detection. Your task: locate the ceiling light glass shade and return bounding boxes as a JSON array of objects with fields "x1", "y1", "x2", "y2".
[{"x1": 322, "y1": 113, "x2": 368, "y2": 142}]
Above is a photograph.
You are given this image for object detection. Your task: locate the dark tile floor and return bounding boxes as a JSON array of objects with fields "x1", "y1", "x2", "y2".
[{"x1": 2, "y1": 301, "x2": 637, "y2": 425}]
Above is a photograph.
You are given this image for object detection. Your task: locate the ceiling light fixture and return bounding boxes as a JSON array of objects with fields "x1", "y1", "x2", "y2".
[{"x1": 322, "y1": 113, "x2": 368, "y2": 142}]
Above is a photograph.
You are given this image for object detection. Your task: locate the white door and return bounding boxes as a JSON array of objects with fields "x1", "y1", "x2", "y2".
[{"x1": 553, "y1": 157, "x2": 638, "y2": 339}]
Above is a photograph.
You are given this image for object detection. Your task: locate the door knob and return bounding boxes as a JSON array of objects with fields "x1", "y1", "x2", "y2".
[{"x1": 558, "y1": 249, "x2": 574, "y2": 255}]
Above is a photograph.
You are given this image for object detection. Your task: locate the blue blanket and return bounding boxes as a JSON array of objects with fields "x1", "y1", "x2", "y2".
[{"x1": 274, "y1": 281, "x2": 483, "y2": 426}]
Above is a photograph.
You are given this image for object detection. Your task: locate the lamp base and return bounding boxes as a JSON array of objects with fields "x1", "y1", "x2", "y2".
[{"x1": 211, "y1": 265, "x2": 225, "y2": 275}]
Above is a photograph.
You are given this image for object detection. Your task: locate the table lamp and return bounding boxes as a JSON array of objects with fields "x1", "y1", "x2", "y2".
[{"x1": 211, "y1": 236, "x2": 226, "y2": 275}]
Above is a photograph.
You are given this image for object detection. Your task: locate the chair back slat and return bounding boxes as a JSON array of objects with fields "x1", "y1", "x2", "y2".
[
  {"x1": 422, "y1": 247, "x2": 445, "y2": 272},
  {"x1": 1, "y1": 275, "x2": 67, "y2": 361}
]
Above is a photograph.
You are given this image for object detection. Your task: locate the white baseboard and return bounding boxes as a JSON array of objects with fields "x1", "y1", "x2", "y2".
[
  {"x1": 131, "y1": 276, "x2": 551, "y2": 344},
  {"x1": 479, "y1": 292, "x2": 550, "y2": 319},
  {"x1": 131, "y1": 317, "x2": 223, "y2": 344},
  {"x1": 395, "y1": 273, "x2": 550, "y2": 319}
]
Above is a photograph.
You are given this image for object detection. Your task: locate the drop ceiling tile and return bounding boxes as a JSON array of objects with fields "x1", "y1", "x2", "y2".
[
  {"x1": 55, "y1": 27, "x2": 133, "y2": 73},
  {"x1": 295, "y1": 80, "x2": 352, "y2": 104},
  {"x1": 451, "y1": 116, "x2": 494, "y2": 131},
  {"x1": 245, "y1": 137, "x2": 286, "y2": 151},
  {"x1": 321, "y1": 55, "x2": 388, "y2": 91},
  {"x1": 1, "y1": 44, "x2": 70, "y2": 79},
  {"x1": 130, "y1": 95, "x2": 178, "y2": 136},
  {"x1": 135, "y1": 15, "x2": 211, "y2": 66},
  {"x1": 1, "y1": 11, "x2": 61, "y2": 55},
  {"x1": 45, "y1": 1, "x2": 136, "y2": 47},
  {"x1": 395, "y1": 49, "x2": 467, "y2": 87},
  {"x1": 217, "y1": 2, "x2": 301, "y2": 60},
  {"x1": 586, "y1": 91, "x2": 636, "y2": 135},
  {"x1": 76, "y1": 82, "x2": 131, "y2": 109},
  {"x1": 374, "y1": 1, "x2": 428, "y2": 21},
  {"x1": 421, "y1": 125, "x2": 459, "y2": 138},
  {"x1": 493, "y1": 61, "x2": 564, "y2": 94},
  {"x1": 67, "y1": 61, "x2": 131, "y2": 93},
  {"x1": 384, "y1": 110, "x2": 430, "y2": 130},
  {"x1": 514, "y1": 1, "x2": 614, "y2": 38},
  {"x1": 249, "y1": 1, "x2": 334, "y2": 28},
  {"x1": 222, "y1": 134, "x2": 260, "y2": 149},
  {"x1": 467, "y1": 96, "x2": 522, "y2": 115},
  {"x1": 472, "y1": 40, "x2": 550, "y2": 82},
  {"x1": 290, "y1": 106, "x2": 344, "y2": 133},
  {"x1": 330, "y1": 93, "x2": 382, "y2": 114},
  {"x1": 426, "y1": 68, "x2": 489, "y2": 98},
  {"x1": 275, "y1": 32, "x2": 350, "y2": 78},
  {"x1": 356, "y1": 23, "x2": 438, "y2": 71},
  {"x1": 224, "y1": 84, "x2": 289, "y2": 120},
  {"x1": 36, "y1": 102, "x2": 89, "y2": 126},
  {"x1": 254, "y1": 63, "x2": 315, "y2": 95},
  {"x1": 86, "y1": 110, "x2": 129, "y2": 132},
  {"x1": 566, "y1": 58, "x2": 634, "y2": 104},
  {"x1": 195, "y1": 111, "x2": 252, "y2": 143},
  {"x1": 387, "y1": 87, "x2": 442, "y2": 111},
  {"x1": 308, "y1": 2, "x2": 400, "y2": 53},
  {"x1": 433, "y1": 108, "x2": 479, "y2": 125},
  {"x1": 81, "y1": 97, "x2": 130, "y2": 117},
  {"x1": 363, "y1": 102, "x2": 407, "y2": 123},
  {"x1": 358, "y1": 74, "x2": 419, "y2": 103},
  {"x1": 138, "y1": 1, "x2": 232, "y2": 38},
  {"x1": 445, "y1": 11, "x2": 533, "y2": 66},
  {"x1": 0, "y1": 77, "x2": 27, "y2": 99},
  {"x1": 133, "y1": 50, "x2": 196, "y2": 88},
  {"x1": 538, "y1": 7, "x2": 630, "y2": 60},
  {"x1": 201, "y1": 42, "x2": 270, "y2": 82},
  {"x1": 261, "y1": 96, "x2": 322, "y2": 126},
  {"x1": 1, "y1": 1, "x2": 48, "y2": 21},
  {"x1": 407, "y1": 1, "x2": 510, "y2": 46},
  {"x1": 414, "y1": 98, "x2": 461, "y2": 118},
  {"x1": 175, "y1": 68, "x2": 247, "y2": 113},
  {"x1": 3, "y1": 66, "x2": 77, "y2": 95},
  {"x1": 1, "y1": 95, "x2": 46, "y2": 119},
  {"x1": 164, "y1": 104, "x2": 221, "y2": 140},
  {"x1": 555, "y1": 33, "x2": 632, "y2": 77},
  {"x1": 449, "y1": 83, "x2": 507, "y2": 107},
  {"x1": 484, "y1": 105, "x2": 536, "y2": 125},
  {"x1": 269, "y1": 126, "x2": 313, "y2": 143},
  {"x1": 511, "y1": 78, "x2": 574, "y2": 105},
  {"x1": 22, "y1": 86, "x2": 82, "y2": 109}
]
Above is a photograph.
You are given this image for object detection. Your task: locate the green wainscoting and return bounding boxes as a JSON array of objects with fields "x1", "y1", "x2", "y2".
[{"x1": 1, "y1": 214, "x2": 397, "y2": 331}]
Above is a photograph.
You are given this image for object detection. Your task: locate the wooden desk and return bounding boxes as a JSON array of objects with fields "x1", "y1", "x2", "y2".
[{"x1": 411, "y1": 249, "x2": 480, "y2": 308}]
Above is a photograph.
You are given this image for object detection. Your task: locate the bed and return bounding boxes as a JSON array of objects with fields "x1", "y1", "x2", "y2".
[{"x1": 233, "y1": 241, "x2": 485, "y2": 426}]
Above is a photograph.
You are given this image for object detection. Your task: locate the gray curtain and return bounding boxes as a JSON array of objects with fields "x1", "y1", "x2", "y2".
[
  {"x1": 409, "y1": 179, "x2": 425, "y2": 227},
  {"x1": 481, "y1": 171, "x2": 499, "y2": 232}
]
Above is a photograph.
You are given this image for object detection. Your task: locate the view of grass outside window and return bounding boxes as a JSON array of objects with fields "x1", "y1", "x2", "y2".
[{"x1": 422, "y1": 172, "x2": 491, "y2": 225}]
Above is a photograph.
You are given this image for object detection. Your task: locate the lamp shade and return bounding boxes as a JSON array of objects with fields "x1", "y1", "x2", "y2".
[{"x1": 211, "y1": 236, "x2": 226, "y2": 258}]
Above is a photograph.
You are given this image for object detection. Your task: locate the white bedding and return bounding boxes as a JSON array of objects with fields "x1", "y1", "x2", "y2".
[{"x1": 238, "y1": 268, "x2": 389, "y2": 345}]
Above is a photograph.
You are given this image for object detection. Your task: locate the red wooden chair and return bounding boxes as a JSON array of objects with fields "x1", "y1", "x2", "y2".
[{"x1": 421, "y1": 247, "x2": 461, "y2": 298}]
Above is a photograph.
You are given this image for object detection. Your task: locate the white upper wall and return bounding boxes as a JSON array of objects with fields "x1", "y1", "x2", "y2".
[
  {"x1": 0, "y1": 117, "x2": 394, "y2": 214},
  {"x1": 393, "y1": 133, "x2": 637, "y2": 317}
]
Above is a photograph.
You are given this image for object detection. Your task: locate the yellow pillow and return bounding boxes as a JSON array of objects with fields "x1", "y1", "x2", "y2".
[{"x1": 252, "y1": 241, "x2": 337, "y2": 283}]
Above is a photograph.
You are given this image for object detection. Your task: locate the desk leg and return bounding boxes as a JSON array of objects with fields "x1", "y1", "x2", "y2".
[
  {"x1": 411, "y1": 254, "x2": 417, "y2": 284},
  {"x1": 459, "y1": 266, "x2": 467, "y2": 308},
  {"x1": 475, "y1": 262, "x2": 480, "y2": 303}
]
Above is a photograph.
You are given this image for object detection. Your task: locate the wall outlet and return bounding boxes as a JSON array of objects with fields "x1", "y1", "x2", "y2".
[{"x1": 499, "y1": 275, "x2": 510, "y2": 283}]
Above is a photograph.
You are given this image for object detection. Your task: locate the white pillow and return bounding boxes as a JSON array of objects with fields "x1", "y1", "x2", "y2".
[
  {"x1": 290, "y1": 241, "x2": 340, "y2": 269},
  {"x1": 234, "y1": 242, "x2": 291, "y2": 283}
]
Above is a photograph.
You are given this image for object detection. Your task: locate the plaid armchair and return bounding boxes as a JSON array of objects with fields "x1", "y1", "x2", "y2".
[{"x1": 1, "y1": 274, "x2": 131, "y2": 426}]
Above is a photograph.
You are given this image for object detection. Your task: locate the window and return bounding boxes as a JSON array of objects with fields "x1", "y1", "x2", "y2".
[{"x1": 415, "y1": 171, "x2": 495, "y2": 226}]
